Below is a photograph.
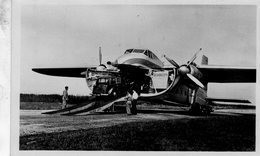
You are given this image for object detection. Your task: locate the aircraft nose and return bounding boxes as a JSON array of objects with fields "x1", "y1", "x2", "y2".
[{"x1": 116, "y1": 54, "x2": 129, "y2": 64}]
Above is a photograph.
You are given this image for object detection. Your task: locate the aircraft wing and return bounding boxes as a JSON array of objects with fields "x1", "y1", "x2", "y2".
[
  {"x1": 210, "y1": 102, "x2": 255, "y2": 109},
  {"x1": 32, "y1": 67, "x2": 94, "y2": 78},
  {"x1": 198, "y1": 66, "x2": 256, "y2": 83},
  {"x1": 206, "y1": 97, "x2": 251, "y2": 103},
  {"x1": 32, "y1": 64, "x2": 147, "y2": 78},
  {"x1": 206, "y1": 97, "x2": 255, "y2": 109}
]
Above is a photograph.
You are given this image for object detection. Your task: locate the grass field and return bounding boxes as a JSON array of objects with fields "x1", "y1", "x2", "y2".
[
  {"x1": 20, "y1": 102, "x2": 61, "y2": 110},
  {"x1": 20, "y1": 113, "x2": 255, "y2": 151},
  {"x1": 20, "y1": 94, "x2": 90, "y2": 103}
]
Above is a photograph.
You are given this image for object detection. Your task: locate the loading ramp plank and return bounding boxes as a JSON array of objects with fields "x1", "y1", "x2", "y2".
[
  {"x1": 42, "y1": 96, "x2": 96, "y2": 115},
  {"x1": 63, "y1": 96, "x2": 126, "y2": 116}
]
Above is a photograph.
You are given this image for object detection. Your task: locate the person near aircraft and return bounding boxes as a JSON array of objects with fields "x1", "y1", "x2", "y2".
[
  {"x1": 62, "y1": 86, "x2": 69, "y2": 109},
  {"x1": 131, "y1": 81, "x2": 141, "y2": 114},
  {"x1": 131, "y1": 90, "x2": 138, "y2": 115},
  {"x1": 125, "y1": 90, "x2": 133, "y2": 115}
]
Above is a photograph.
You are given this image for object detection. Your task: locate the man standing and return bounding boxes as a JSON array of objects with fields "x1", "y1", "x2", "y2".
[
  {"x1": 125, "y1": 82, "x2": 139, "y2": 115},
  {"x1": 131, "y1": 82, "x2": 141, "y2": 115},
  {"x1": 131, "y1": 90, "x2": 138, "y2": 115},
  {"x1": 62, "y1": 86, "x2": 69, "y2": 109},
  {"x1": 125, "y1": 90, "x2": 133, "y2": 115}
]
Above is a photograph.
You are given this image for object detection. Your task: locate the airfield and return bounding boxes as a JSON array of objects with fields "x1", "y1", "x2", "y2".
[{"x1": 19, "y1": 102, "x2": 255, "y2": 151}]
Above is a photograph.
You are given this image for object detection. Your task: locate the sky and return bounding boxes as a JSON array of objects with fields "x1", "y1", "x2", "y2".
[{"x1": 20, "y1": 4, "x2": 256, "y2": 102}]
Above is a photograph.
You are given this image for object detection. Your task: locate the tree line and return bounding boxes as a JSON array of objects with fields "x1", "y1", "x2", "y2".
[{"x1": 20, "y1": 94, "x2": 90, "y2": 103}]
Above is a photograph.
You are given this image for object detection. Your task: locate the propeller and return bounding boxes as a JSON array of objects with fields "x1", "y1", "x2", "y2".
[
  {"x1": 187, "y1": 74, "x2": 204, "y2": 88},
  {"x1": 163, "y1": 48, "x2": 204, "y2": 88},
  {"x1": 99, "y1": 46, "x2": 102, "y2": 65},
  {"x1": 96, "y1": 47, "x2": 118, "y2": 71},
  {"x1": 187, "y1": 48, "x2": 202, "y2": 66},
  {"x1": 163, "y1": 55, "x2": 179, "y2": 68},
  {"x1": 96, "y1": 47, "x2": 106, "y2": 71}
]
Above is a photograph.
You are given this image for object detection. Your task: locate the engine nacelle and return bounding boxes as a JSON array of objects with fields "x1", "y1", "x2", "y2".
[
  {"x1": 189, "y1": 65, "x2": 203, "y2": 80},
  {"x1": 178, "y1": 64, "x2": 203, "y2": 80},
  {"x1": 84, "y1": 69, "x2": 122, "y2": 96}
]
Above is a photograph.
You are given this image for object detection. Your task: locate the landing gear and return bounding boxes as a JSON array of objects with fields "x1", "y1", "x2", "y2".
[
  {"x1": 190, "y1": 103, "x2": 213, "y2": 115},
  {"x1": 201, "y1": 104, "x2": 213, "y2": 115},
  {"x1": 190, "y1": 103, "x2": 201, "y2": 115}
]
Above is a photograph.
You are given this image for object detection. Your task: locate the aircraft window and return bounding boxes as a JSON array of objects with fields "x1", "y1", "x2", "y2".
[
  {"x1": 149, "y1": 50, "x2": 159, "y2": 60},
  {"x1": 133, "y1": 49, "x2": 145, "y2": 53},
  {"x1": 151, "y1": 53, "x2": 154, "y2": 59},
  {"x1": 151, "y1": 51, "x2": 156, "y2": 59},
  {"x1": 150, "y1": 54, "x2": 153, "y2": 59},
  {"x1": 147, "y1": 50, "x2": 152, "y2": 58},
  {"x1": 125, "y1": 49, "x2": 133, "y2": 54},
  {"x1": 146, "y1": 51, "x2": 151, "y2": 58},
  {"x1": 144, "y1": 51, "x2": 148, "y2": 57}
]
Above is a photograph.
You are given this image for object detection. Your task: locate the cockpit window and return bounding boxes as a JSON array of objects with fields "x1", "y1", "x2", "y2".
[
  {"x1": 144, "y1": 50, "x2": 148, "y2": 56},
  {"x1": 124, "y1": 49, "x2": 133, "y2": 54},
  {"x1": 143, "y1": 50, "x2": 151, "y2": 58},
  {"x1": 149, "y1": 50, "x2": 159, "y2": 60},
  {"x1": 124, "y1": 49, "x2": 159, "y2": 60},
  {"x1": 133, "y1": 49, "x2": 145, "y2": 53},
  {"x1": 146, "y1": 50, "x2": 152, "y2": 58}
]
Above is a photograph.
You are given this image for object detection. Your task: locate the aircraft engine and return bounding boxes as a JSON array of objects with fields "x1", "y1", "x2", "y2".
[
  {"x1": 83, "y1": 46, "x2": 121, "y2": 95},
  {"x1": 96, "y1": 64, "x2": 107, "y2": 71},
  {"x1": 179, "y1": 65, "x2": 203, "y2": 80},
  {"x1": 84, "y1": 69, "x2": 98, "y2": 92},
  {"x1": 189, "y1": 65, "x2": 203, "y2": 79},
  {"x1": 84, "y1": 68, "x2": 122, "y2": 96},
  {"x1": 163, "y1": 48, "x2": 204, "y2": 88}
]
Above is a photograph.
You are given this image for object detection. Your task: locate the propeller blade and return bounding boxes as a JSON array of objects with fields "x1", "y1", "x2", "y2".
[
  {"x1": 163, "y1": 55, "x2": 180, "y2": 68},
  {"x1": 187, "y1": 73, "x2": 204, "y2": 88},
  {"x1": 187, "y1": 48, "x2": 202, "y2": 66},
  {"x1": 99, "y1": 47, "x2": 102, "y2": 65}
]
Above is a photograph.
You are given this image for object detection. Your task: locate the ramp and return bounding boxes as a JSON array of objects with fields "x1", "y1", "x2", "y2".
[
  {"x1": 42, "y1": 96, "x2": 96, "y2": 115},
  {"x1": 62, "y1": 96, "x2": 126, "y2": 116}
]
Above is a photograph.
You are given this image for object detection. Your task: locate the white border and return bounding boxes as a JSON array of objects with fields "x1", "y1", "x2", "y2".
[
  {"x1": 9, "y1": 0, "x2": 260, "y2": 156},
  {"x1": 0, "y1": 0, "x2": 11, "y2": 156}
]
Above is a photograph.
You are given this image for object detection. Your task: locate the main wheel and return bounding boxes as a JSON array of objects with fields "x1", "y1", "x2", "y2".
[{"x1": 190, "y1": 103, "x2": 201, "y2": 115}]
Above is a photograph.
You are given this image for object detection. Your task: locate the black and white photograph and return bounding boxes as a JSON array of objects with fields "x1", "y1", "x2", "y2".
[{"x1": 8, "y1": 0, "x2": 258, "y2": 154}]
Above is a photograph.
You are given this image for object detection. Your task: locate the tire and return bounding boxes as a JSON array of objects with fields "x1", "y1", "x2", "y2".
[{"x1": 190, "y1": 103, "x2": 201, "y2": 115}]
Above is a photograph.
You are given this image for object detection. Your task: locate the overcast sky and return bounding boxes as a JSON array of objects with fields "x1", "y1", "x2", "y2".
[{"x1": 20, "y1": 4, "x2": 256, "y2": 102}]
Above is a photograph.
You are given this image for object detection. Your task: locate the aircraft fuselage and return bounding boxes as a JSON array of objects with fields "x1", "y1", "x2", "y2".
[
  {"x1": 116, "y1": 49, "x2": 164, "y2": 69},
  {"x1": 88, "y1": 48, "x2": 209, "y2": 113}
]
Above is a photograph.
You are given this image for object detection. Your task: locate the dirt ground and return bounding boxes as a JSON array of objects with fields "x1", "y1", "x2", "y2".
[{"x1": 20, "y1": 104, "x2": 255, "y2": 151}]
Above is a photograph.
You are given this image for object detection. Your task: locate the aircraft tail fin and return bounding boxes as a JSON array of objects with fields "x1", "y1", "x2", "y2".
[{"x1": 201, "y1": 55, "x2": 208, "y2": 65}]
